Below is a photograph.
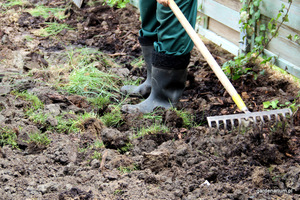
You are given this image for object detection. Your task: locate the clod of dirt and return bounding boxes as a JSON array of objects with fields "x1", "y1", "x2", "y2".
[
  {"x1": 142, "y1": 149, "x2": 170, "y2": 173},
  {"x1": 59, "y1": 187, "x2": 93, "y2": 200},
  {"x1": 101, "y1": 128, "x2": 129, "y2": 149},
  {"x1": 283, "y1": 166, "x2": 300, "y2": 193},
  {"x1": 163, "y1": 110, "x2": 184, "y2": 128},
  {"x1": 79, "y1": 118, "x2": 104, "y2": 136},
  {"x1": 252, "y1": 167, "x2": 272, "y2": 188}
]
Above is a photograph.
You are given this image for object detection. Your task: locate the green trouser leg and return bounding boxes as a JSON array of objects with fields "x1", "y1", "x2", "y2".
[{"x1": 139, "y1": 0, "x2": 197, "y2": 55}]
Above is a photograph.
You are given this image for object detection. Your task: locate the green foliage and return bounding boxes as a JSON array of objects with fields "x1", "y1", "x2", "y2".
[
  {"x1": 26, "y1": 109, "x2": 49, "y2": 125},
  {"x1": 93, "y1": 140, "x2": 104, "y2": 149},
  {"x1": 172, "y1": 108, "x2": 195, "y2": 128},
  {"x1": 54, "y1": 113, "x2": 80, "y2": 134},
  {"x1": 263, "y1": 99, "x2": 300, "y2": 112},
  {"x1": 14, "y1": 91, "x2": 44, "y2": 110},
  {"x1": 100, "y1": 106, "x2": 123, "y2": 127},
  {"x1": 0, "y1": 127, "x2": 18, "y2": 148},
  {"x1": 28, "y1": 132, "x2": 51, "y2": 146},
  {"x1": 223, "y1": 0, "x2": 293, "y2": 80},
  {"x1": 91, "y1": 151, "x2": 102, "y2": 160},
  {"x1": 65, "y1": 65, "x2": 120, "y2": 98},
  {"x1": 2, "y1": 0, "x2": 28, "y2": 8},
  {"x1": 105, "y1": 0, "x2": 129, "y2": 8},
  {"x1": 118, "y1": 164, "x2": 138, "y2": 174},
  {"x1": 33, "y1": 22, "x2": 74, "y2": 37},
  {"x1": 263, "y1": 100, "x2": 280, "y2": 109},
  {"x1": 28, "y1": 5, "x2": 68, "y2": 19},
  {"x1": 88, "y1": 95, "x2": 111, "y2": 110},
  {"x1": 133, "y1": 123, "x2": 169, "y2": 139},
  {"x1": 118, "y1": 142, "x2": 132, "y2": 153}
]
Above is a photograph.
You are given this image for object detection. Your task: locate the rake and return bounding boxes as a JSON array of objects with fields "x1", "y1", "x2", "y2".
[{"x1": 168, "y1": 0, "x2": 293, "y2": 130}]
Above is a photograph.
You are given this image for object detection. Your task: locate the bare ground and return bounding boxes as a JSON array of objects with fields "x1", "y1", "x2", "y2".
[{"x1": 0, "y1": 1, "x2": 299, "y2": 199}]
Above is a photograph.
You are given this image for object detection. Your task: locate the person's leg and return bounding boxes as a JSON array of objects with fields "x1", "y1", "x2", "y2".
[
  {"x1": 122, "y1": 0, "x2": 197, "y2": 113},
  {"x1": 120, "y1": 0, "x2": 158, "y2": 97}
]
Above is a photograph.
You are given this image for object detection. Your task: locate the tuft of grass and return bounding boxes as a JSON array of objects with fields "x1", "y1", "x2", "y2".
[
  {"x1": 28, "y1": 132, "x2": 51, "y2": 146},
  {"x1": 133, "y1": 123, "x2": 169, "y2": 139},
  {"x1": 32, "y1": 22, "x2": 74, "y2": 37},
  {"x1": 91, "y1": 151, "x2": 102, "y2": 160},
  {"x1": 118, "y1": 164, "x2": 138, "y2": 174},
  {"x1": 65, "y1": 65, "x2": 121, "y2": 98},
  {"x1": 13, "y1": 91, "x2": 44, "y2": 110},
  {"x1": 100, "y1": 106, "x2": 123, "y2": 127},
  {"x1": 88, "y1": 95, "x2": 111, "y2": 110},
  {"x1": 28, "y1": 5, "x2": 68, "y2": 20},
  {"x1": 93, "y1": 139, "x2": 104, "y2": 149},
  {"x1": 2, "y1": 0, "x2": 28, "y2": 8},
  {"x1": 26, "y1": 109, "x2": 49, "y2": 125},
  {"x1": 0, "y1": 127, "x2": 18, "y2": 148},
  {"x1": 117, "y1": 142, "x2": 132, "y2": 154},
  {"x1": 172, "y1": 108, "x2": 195, "y2": 128}
]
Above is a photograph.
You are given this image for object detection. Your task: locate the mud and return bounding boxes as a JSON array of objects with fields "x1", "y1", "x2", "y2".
[{"x1": 0, "y1": 1, "x2": 299, "y2": 199}]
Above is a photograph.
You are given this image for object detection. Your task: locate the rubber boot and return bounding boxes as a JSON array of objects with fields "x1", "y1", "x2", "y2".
[
  {"x1": 121, "y1": 52, "x2": 190, "y2": 114},
  {"x1": 120, "y1": 39, "x2": 153, "y2": 97}
]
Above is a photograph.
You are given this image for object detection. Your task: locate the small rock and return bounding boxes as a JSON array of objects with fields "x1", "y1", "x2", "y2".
[
  {"x1": 44, "y1": 104, "x2": 61, "y2": 116},
  {"x1": 101, "y1": 128, "x2": 129, "y2": 149}
]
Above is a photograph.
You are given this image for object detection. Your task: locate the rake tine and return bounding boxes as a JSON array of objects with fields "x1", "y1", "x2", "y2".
[{"x1": 216, "y1": 120, "x2": 220, "y2": 130}]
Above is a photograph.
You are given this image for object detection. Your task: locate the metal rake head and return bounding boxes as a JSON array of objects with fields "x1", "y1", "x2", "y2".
[{"x1": 207, "y1": 108, "x2": 293, "y2": 131}]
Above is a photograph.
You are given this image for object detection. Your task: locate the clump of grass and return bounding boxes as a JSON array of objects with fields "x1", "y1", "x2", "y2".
[
  {"x1": 88, "y1": 95, "x2": 111, "y2": 110},
  {"x1": 118, "y1": 164, "x2": 138, "y2": 174},
  {"x1": 28, "y1": 132, "x2": 51, "y2": 146},
  {"x1": 172, "y1": 108, "x2": 195, "y2": 128},
  {"x1": 2, "y1": 0, "x2": 28, "y2": 8},
  {"x1": 32, "y1": 22, "x2": 74, "y2": 37},
  {"x1": 118, "y1": 142, "x2": 132, "y2": 154},
  {"x1": 54, "y1": 113, "x2": 80, "y2": 134},
  {"x1": 100, "y1": 106, "x2": 123, "y2": 127},
  {"x1": 26, "y1": 109, "x2": 49, "y2": 125},
  {"x1": 13, "y1": 91, "x2": 44, "y2": 110},
  {"x1": 28, "y1": 5, "x2": 68, "y2": 19},
  {"x1": 91, "y1": 151, "x2": 102, "y2": 160},
  {"x1": 93, "y1": 139, "x2": 104, "y2": 149},
  {"x1": 0, "y1": 127, "x2": 18, "y2": 148},
  {"x1": 65, "y1": 65, "x2": 121, "y2": 98},
  {"x1": 133, "y1": 123, "x2": 169, "y2": 139}
]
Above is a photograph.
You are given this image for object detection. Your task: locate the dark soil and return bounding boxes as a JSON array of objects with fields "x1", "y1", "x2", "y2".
[{"x1": 0, "y1": 1, "x2": 299, "y2": 199}]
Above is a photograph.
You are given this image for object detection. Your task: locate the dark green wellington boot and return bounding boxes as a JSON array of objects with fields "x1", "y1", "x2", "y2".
[
  {"x1": 121, "y1": 52, "x2": 190, "y2": 114},
  {"x1": 120, "y1": 37, "x2": 153, "y2": 97}
]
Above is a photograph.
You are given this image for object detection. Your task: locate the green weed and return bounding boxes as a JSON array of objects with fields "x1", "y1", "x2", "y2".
[
  {"x1": 2, "y1": 0, "x2": 28, "y2": 8},
  {"x1": 14, "y1": 91, "x2": 44, "y2": 110},
  {"x1": 118, "y1": 164, "x2": 138, "y2": 174},
  {"x1": 0, "y1": 127, "x2": 18, "y2": 148},
  {"x1": 28, "y1": 132, "x2": 51, "y2": 146},
  {"x1": 105, "y1": 0, "x2": 129, "y2": 8},
  {"x1": 93, "y1": 139, "x2": 104, "y2": 149},
  {"x1": 133, "y1": 123, "x2": 169, "y2": 139},
  {"x1": 118, "y1": 142, "x2": 132, "y2": 153},
  {"x1": 100, "y1": 106, "x2": 123, "y2": 127},
  {"x1": 26, "y1": 109, "x2": 49, "y2": 125},
  {"x1": 91, "y1": 151, "x2": 102, "y2": 160},
  {"x1": 172, "y1": 108, "x2": 195, "y2": 128}
]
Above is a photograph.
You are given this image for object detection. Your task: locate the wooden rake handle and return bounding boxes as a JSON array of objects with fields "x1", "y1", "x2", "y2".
[{"x1": 168, "y1": 0, "x2": 249, "y2": 113}]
